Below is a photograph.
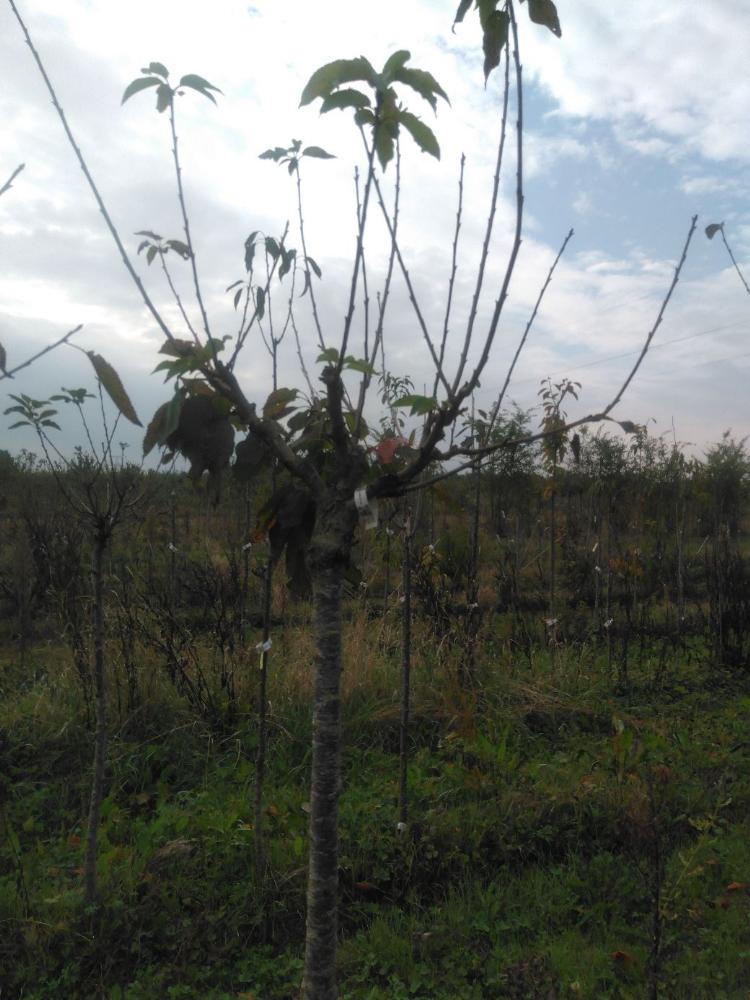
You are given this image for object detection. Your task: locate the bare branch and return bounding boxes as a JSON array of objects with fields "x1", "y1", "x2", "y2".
[
  {"x1": 0, "y1": 162, "x2": 25, "y2": 199},
  {"x1": 451, "y1": 40, "x2": 511, "y2": 394},
  {"x1": 719, "y1": 226, "x2": 750, "y2": 297},
  {"x1": 377, "y1": 213, "x2": 697, "y2": 498},
  {"x1": 0, "y1": 323, "x2": 82, "y2": 380},
  {"x1": 168, "y1": 101, "x2": 214, "y2": 354},
  {"x1": 432, "y1": 153, "x2": 465, "y2": 400},
  {"x1": 365, "y1": 128, "x2": 453, "y2": 400},
  {"x1": 487, "y1": 226, "x2": 574, "y2": 432}
]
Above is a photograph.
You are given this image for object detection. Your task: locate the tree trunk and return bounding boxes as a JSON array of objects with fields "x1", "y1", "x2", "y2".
[
  {"x1": 84, "y1": 527, "x2": 108, "y2": 904},
  {"x1": 302, "y1": 494, "x2": 357, "y2": 1000}
]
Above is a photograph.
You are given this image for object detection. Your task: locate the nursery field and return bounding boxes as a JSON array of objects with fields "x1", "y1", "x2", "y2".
[{"x1": 2, "y1": 432, "x2": 750, "y2": 999}]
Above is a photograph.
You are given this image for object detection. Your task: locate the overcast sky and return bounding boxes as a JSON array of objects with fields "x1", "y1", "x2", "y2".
[{"x1": 2, "y1": 0, "x2": 749, "y2": 462}]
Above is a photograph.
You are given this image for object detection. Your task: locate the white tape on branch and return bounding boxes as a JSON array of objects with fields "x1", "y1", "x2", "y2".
[{"x1": 354, "y1": 487, "x2": 379, "y2": 530}]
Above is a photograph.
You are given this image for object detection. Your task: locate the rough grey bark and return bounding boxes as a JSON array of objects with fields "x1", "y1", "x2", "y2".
[
  {"x1": 84, "y1": 526, "x2": 108, "y2": 904},
  {"x1": 302, "y1": 491, "x2": 358, "y2": 1000}
]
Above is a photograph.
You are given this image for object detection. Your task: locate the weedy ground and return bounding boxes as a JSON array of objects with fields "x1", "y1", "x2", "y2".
[{"x1": 2, "y1": 612, "x2": 750, "y2": 999}]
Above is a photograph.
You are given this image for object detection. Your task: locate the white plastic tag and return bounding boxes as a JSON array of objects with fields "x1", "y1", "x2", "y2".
[{"x1": 354, "y1": 487, "x2": 378, "y2": 529}]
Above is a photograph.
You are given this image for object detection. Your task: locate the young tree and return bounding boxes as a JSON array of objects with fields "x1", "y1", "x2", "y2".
[{"x1": 7, "y1": 1, "x2": 698, "y2": 995}]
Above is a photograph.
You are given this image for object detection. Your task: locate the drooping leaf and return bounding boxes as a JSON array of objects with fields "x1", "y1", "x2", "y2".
[
  {"x1": 146, "y1": 245, "x2": 158, "y2": 265},
  {"x1": 263, "y1": 386, "x2": 299, "y2": 419},
  {"x1": 306, "y1": 255, "x2": 322, "y2": 279},
  {"x1": 178, "y1": 73, "x2": 223, "y2": 98},
  {"x1": 398, "y1": 110, "x2": 440, "y2": 159},
  {"x1": 317, "y1": 347, "x2": 340, "y2": 364},
  {"x1": 527, "y1": 0, "x2": 562, "y2": 37},
  {"x1": 86, "y1": 351, "x2": 142, "y2": 426},
  {"x1": 166, "y1": 239, "x2": 191, "y2": 259},
  {"x1": 156, "y1": 83, "x2": 173, "y2": 113},
  {"x1": 234, "y1": 431, "x2": 272, "y2": 481},
  {"x1": 374, "y1": 112, "x2": 398, "y2": 171},
  {"x1": 265, "y1": 236, "x2": 280, "y2": 259},
  {"x1": 381, "y1": 50, "x2": 412, "y2": 84},
  {"x1": 479, "y1": 5, "x2": 510, "y2": 82},
  {"x1": 302, "y1": 145, "x2": 336, "y2": 159},
  {"x1": 0, "y1": 341, "x2": 7, "y2": 375},
  {"x1": 392, "y1": 66, "x2": 449, "y2": 111},
  {"x1": 143, "y1": 402, "x2": 169, "y2": 456},
  {"x1": 300, "y1": 56, "x2": 377, "y2": 106},
  {"x1": 233, "y1": 288, "x2": 243, "y2": 309},
  {"x1": 452, "y1": 0, "x2": 473, "y2": 29},
  {"x1": 255, "y1": 286, "x2": 266, "y2": 320},
  {"x1": 320, "y1": 89, "x2": 371, "y2": 114},
  {"x1": 121, "y1": 76, "x2": 161, "y2": 105},
  {"x1": 705, "y1": 222, "x2": 724, "y2": 240},
  {"x1": 244, "y1": 231, "x2": 258, "y2": 272}
]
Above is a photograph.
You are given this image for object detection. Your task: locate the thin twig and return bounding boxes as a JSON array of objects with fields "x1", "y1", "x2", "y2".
[
  {"x1": 158, "y1": 249, "x2": 201, "y2": 347},
  {"x1": 433, "y1": 153, "x2": 465, "y2": 400},
  {"x1": 354, "y1": 144, "x2": 401, "y2": 437},
  {"x1": 8, "y1": 1, "x2": 177, "y2": 346},
  {"x1": 296, "y1": 165, "x2": 327, "y2": 351},
  {"x1": 488, "y1": 226, "x2": 574, "y2": 433},
  {"x1": 451, "y1": 39, "x2": 511, "y2": 394},
  {"x1": 0, "y1": 163, "x2": 25, "y2": 198},
  {"x1": 364, "y1": 129, "x2": 453, "y2": 400},
  {"x1": 384, "y1": 213, "x2": 698, "y2": 497},
  {"x1": 719, "y1": 227, "x2": 750, "y2": 297},
  {"x1": 168, "y1": 99, "x2": 213, "y2": 352},
  {"x1": 0, "y1": 324, "x2": 82, "y2": 380}
]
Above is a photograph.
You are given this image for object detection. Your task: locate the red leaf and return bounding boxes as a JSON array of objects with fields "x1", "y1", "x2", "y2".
[{"x1": 374, "y1": 435, "x2": 407, "y2": 465}]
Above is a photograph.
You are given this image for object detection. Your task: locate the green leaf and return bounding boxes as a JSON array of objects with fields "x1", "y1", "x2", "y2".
[
  {"x1": 179, "y1": 73, "x2": 223, "y2": 95},
  {"x1": 0, "y1": 341, "x2": 7, "y2": 375},
  {"x1": 146, "y1": 245, "x2": 158, "y2": 265},
  {"x1": 302, "y1": 145, "x2": 336, "y2": 159},
  {"x1": 166, "y1": 239, "x2": 191, "y2": 259},
  {"x1": 263, "y1": 387, "x2": 299, "y2": 419},
  {"x1": 453, "y1": 0, "x2": 472, "y2": 28},
  {"x1": 300, "y1": 57, "x2": 377, "y2": 106},
  {"x1": 156, "y1": 83, "x2": 173, "y2": 113},
  {"x1": 479, "y1": 6, "x2": 510, "y2": 83},
  {"x1": 393, "y1": 393, "x2": 436, "y2": 416},
  {"x1": 86, "y1": 351, "x2": 142, "y2": 426},
  {"x1": 306, "y1": 255, "x2": 322, "y2": 279},
  {"x1": 317, "y1": 348, "x2": 339, "y2": 364},
  {"x1": 134, "y1": 229, "x2": 162, "y2": 240},
  {"x1": 159, "y1": 338, "x2": 195, "y2": 358},
  {"x1": 392, "y1": 66, "x2": 449, "y2": 111},
  {"x1": 344, "y1": 356, "x2": 376, "y2": 375},
  {"x1": 255, "y1": 286, "x2": 266, "y2": 320},
  {"x1": 398, "y1": 110, "x2": 440, "y2": 159},
  {"x1": 143, "y1": 402, "x2": 168, "y2": 456},
  {"x1": 374, "y1": 115, "x2": 398, "y2": 171},
  {"x1": 142, "y1": 62, "x2": 169, "y2": 78},
  {"x1": 705, "y1": 222, "x2": 724, "y2": 240},
  {"x1": 354, "y1": 108, "x2": 376, "y2": 127},
  {"x1": 121, "y1": 76, "x2": 161, "y2": 105},
  {"x1": 320, "y1": 89, "x2": 372, "y2": 114},
  {"x1": 265, "y1": 236, "x2": 280, "y2": 259},
  {"x1": 527, "y1": 0, "x2": 562, "y2": 37},
  {"x1": 8, "y1": 420, "x2": 31, "y2": 430},
  {"x1": 259, "y1": 146, "x2": 289, "y2": 161},
  {"x1": 381, "y1": 50, "x2": 411, "y2": 84},
  {"x1": 41, "y1": 420, "x2": 61, "y2": 430},
  {"x1": 233, "y1": 288, "x2": 243, "y2": 309},
  {"x1": 244, "y1": 231, "x2": 259, "y2": 272}
]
